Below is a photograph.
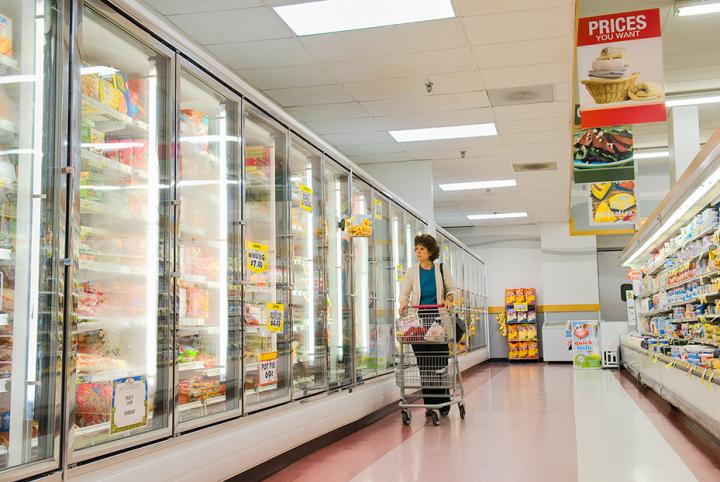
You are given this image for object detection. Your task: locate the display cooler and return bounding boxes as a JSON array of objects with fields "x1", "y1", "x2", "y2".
[{"x1": 0, "y1": 0, "x2": 489, "y2": 479}]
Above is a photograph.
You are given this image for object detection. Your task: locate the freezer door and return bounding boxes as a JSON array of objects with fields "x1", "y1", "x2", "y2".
[
  {"x1": 69, "y1": 5, "x2": 174, "y2": 458},
  {"x1": 242, "y1": 106, "x2": 291, "y2": 411},
  {"x1": 0, "y1": 0, "x2": 63, "y2": 477},
  {"x1": 323, "y1": 161, "x2": 352, "y2": 389},
  {"x1": 288, "y1": 137, "x2": 326, "y2": 398},
  {"x1": 372, "y1": 196, "x2": 395, "y2": 375},
  {"x1": 175, "y1": 65, "x2": 242, "y2": 427}
]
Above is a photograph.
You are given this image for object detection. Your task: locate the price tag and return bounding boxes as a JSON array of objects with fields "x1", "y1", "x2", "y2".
[
  {"x1": 514, "y1": 303, "x2": 528, "y2": 312},
  {"x1": 266, "y1": 303, "x2": 284, "y2": 333},
  {"x1": 259, "y1": 351, "x2": 278, "y2": 386},
  {"x1": 396, "y1": 263, "x2": 404, "y2": 282},
  {"x1": 299, "y1": 184, "x2": 313, "y2": 213},
  {"x1": 246, "y1": 241, "x2": 268, "y2": 274},
  {"x1": 373, "y1": 198, "x2": 383, "y2": 220},
  {"x1": 111, "y1": 376, "x2": 148, "y2": 434}
]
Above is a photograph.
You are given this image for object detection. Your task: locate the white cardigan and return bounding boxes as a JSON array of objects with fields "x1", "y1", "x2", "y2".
[{"x1": 399, "y1": 262, "x2": 457, "y2": 307}]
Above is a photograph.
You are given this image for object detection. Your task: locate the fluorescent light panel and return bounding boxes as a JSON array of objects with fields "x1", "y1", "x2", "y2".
[
  {"x1": 666, "y1": 95, "x2": 720, "y2": 107},
  {"x1": 439, "y1": 179, "x2": 516, "y2": 191},
  {"x1": 676, "y1": 2, "x2": 720, "y2": 16},
  {"x1": 467, "y1": 212, "x2": 528, "y2": 220},
  {"x1": 274, "y1": 0, "x2": 455, "y2": 36},
  {"x1": 390, "y1": 123, "x2": 497, "y2": 142}
]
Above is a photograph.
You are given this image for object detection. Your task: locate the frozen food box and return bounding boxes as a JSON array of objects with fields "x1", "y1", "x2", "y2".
[{"x1": 0, "y1": 14, "x2": 12, "y2": 58}]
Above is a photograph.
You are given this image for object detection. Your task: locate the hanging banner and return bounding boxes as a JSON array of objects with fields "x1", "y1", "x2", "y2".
[
  {"x1": 246, "y1": 241, "x2": 268, "y2": 274},
  {"x1": 589, "y1": 180, "x2": 637, "y2": 225},
  {"x1": 573, "y1": 126, "x2": 634, "y2": 183},
  {"x1": 298, "y1": 184, "x2": 313, "y2": 213},
  {"x1": 577, "y1": 8, "x2": 665, "y2": 128},
  {"x1": 571, "y1": 321, "x2": 602, "y2": 369},
  {"x1": 265, "y1": 302, "x2": 284, "y2": 333},
  {"x1": 258, "y1": 351, "x2": 278, "y2": 386},
  {"x1": 111, "y1": 376, "x2": 148, "y2": 434},
  {"x1": 373, "y1": 198, "x2": 383, "y2": 220}
]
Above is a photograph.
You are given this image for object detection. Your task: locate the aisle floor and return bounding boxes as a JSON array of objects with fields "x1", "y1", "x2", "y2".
[{"x1": 265, "y1": 363, "x2": 720, "y2": 482}]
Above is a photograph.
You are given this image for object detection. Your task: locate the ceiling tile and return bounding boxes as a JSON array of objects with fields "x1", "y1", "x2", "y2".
[
  {"x1": 374, "y1": 107, "x2": 494, "y2": 130},
  {"x1": 264, "y1": 85, "x2": 353, "y2": 107},
  {"x1": 501, "y1": 129, "x2": 569, "y2": 146},
  {"x1": 168, "y1": 7, "x2": 292, "y2": 44},
  {"x1": 496, "y1": 116, "x2": 569, "y2": 134},
  {"x1": 305, "y1": 117, "x2": 381, "y2": 134},
  {"x1": 344, "y1": 71, "x2": 484, "y2": 102},
  {"x1": 236, "y1": 64, "x2": 334, "y2": 89},
  {"x1": 361, "y1": 92, "x2": 490, "y2": 116},
  {"x1": 300, "y1": 19, "x2": 467, "y2": 62},
  {"x1": 350, "y1": 152, "x2": 416, "y2": 164},
  {"x1": 340, "y1": 143, "x2": 404, "y2": 156},
  {"x1": 480, "y1": 62, "x2": 572, "y2": 89},
  {"x1": 506, "y1": 142, "x2": 568, "y2": 164},
  {"x1": 400, "y1": 135, "x2": 504, "y2": 153},
  {"x1": 455, "y1": 0, "x2": 574, "y2": 16},
  {"x1": 322, "y1": 48, "x2": 477, "y2": 83},
  {"x1": 323, "y1": 131, "x2": 396, "y2": 146},
  {"x1": 285, "y1": 102, "x2": 369, "y2": 121},
  {"x1": 493, "y1": 101, "x2": 570, "y2": 122},
  {"x1": 462, "y1": 7, "x2": 573, "y2": 45},
  {"x1": 472, "y1": 37, "x2": 571, "y2": 70},
  {"x1": 207, "y1": 38, "x2": 313, "y2": 69},
  {"x1": 145, "y1": 0, "x2": 263, "y2": 15}
]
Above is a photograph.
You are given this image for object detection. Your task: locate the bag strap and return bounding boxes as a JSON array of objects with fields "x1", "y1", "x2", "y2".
[{"x1": 439, "y1": 262, "x2": 446, "y2": 296}]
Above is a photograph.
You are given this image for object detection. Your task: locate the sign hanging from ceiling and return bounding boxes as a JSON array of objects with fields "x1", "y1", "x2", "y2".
[
  {"x1": 573, "y1": 126, "x2": 634, "y2": 183},
  {"x1": 576, "y1": 8, "x2": 665, "y2": 128},
  {"x1": 589, "y1": 180, "x2": 637, "y2": 225}
]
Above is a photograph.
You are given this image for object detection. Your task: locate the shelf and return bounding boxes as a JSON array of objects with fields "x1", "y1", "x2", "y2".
[
  {"x1": 82, "y1": 95, "x2": 149, "y2": 133},
  {"x1": 668, "y1": 291, "x2": 720, "y2": 307},
  {"x1": 508, "y1": 338, "x2": 539, "y2": 342},
  {"x1": 692, "y1": 338, "x2": 720, "y2": 348},
  {"x1": 245, "y1": 384, "x2": 276, "y2": 396},
  {"x1": 641, "y1": 307, "x2": 673, "y2": 317},
  {"x1": 0, "y1": 118, "x2": 17, "y2": 143},
  {"x1": 179, "y1": 317, "x2": 207, "y2": 327},
  {"x1": 79, "y1": 259, "x2": 147, "y2": 277},
  {"x1": 76, "y1": 316, "x2": 147, "y2": 332},
  {"x1": 179, "y1": 395, "x2": 226, "y2": 412},
  {"x1": 647, "y1": 226, "x2": 719, "y2": 275},
  {"x1": 657, "y1": 245, "x2": 717, "y2": 279},
  {"x1": 0, "y1": 54, "x2": 18, "y2": 72},
  {"x1": 77, "y1": 369, "x2": 132, "y2": 384},
  {"x1": 82, "y1": 149, "x2": 147, "y2": 180},
  {"x1": 74, "y1": 422, "x2": 110, "y2": 437},
  {"x1": 665, "y1": 270, "x2": 720, "y2": 290},
  {"x1": 179, "y1": 274, "x2": 220, "y2": 289},
  {"x1": 80, "y1": 198, "x2": 132, "y2": 219}
]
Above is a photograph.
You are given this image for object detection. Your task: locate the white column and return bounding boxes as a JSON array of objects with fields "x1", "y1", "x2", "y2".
[
  {"x1": 361, "y1": 160, "x2": 435, "y2": 230},
  {"x1": 667, "y1": 105, "x2": 700, "y2": 184}
]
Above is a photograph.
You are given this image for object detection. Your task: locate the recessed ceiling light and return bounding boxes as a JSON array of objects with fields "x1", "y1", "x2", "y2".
[
  {"x1": 274, "y1": 0, "x2": 455, "y2": 36},
  {"x1": 634, "y1": 150, "x2": 670, "y2": 160},
  {"x1": 390, "y1": 123, "x2": 497, "y2": 142},
  {"x1": 676, "y1": 2, "x2": 720, "y2": 16},
  {"x1": 467, "y1": 212, "x2": 528, "y2": 221},
  {"x1": 666, "y1": 95, "x2": 720, "y2": 107},
  {"x1": 439, "y1": 179, "x2": 516, "y2": 191}
]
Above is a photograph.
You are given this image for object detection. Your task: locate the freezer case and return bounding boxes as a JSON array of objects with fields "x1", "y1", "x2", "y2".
[
  {"x1": 175, "y1": 63, "x2": 241, "y2": 427},
  {"x1": 69, "y1": 4, "x2": 173, "y2": 459},
  {"x1": 0, "y1": 0, "x2": 63, "y2": 477}
]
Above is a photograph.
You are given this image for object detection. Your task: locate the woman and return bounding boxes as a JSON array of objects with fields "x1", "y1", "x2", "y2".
[{"x1": 399, "y1": 234, "x2": 456, "y2": 416}]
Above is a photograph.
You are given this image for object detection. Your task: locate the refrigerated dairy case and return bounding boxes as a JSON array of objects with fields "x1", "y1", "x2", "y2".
[{"x1": 0, "y1": 0, "x2": 489, "y2": 478}]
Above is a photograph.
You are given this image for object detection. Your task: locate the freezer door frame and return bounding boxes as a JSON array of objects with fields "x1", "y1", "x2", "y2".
[
  {"x1": 172, "y1": 56, "x2": 244, "y2": 433},
  {"x1": 63, "y1": 0, "x2": 176, "y2": 464}
]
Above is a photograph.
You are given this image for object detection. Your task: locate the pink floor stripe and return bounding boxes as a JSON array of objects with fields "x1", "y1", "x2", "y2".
[
  {"x1": 264, "y1": 363, "x2": 508, "y2": 482},
  {"x1": 614, "y1": 370, "x2": 720, "y2": 482}
]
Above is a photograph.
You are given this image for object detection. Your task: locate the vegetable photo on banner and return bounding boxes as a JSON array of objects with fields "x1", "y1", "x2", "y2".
[{"x1": 573, "y1": 126, "x2": 634, "y2": 183}]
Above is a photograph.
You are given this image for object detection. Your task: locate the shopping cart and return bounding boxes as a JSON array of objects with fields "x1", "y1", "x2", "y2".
[{"x1": 395, "y1": 304, "x2": 466, "y2": 426}]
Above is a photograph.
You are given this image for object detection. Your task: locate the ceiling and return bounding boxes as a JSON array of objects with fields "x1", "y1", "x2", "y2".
[{"x1": 142, "y1": 0, "x2": 576, "y2": 228}]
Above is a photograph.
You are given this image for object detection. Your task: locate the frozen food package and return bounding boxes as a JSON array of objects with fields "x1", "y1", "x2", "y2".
[
  {"x1": 0, "y1": 14, "x2": 12, "y2": 58},
  {"x1": 424, "y1": 321, "x2": 447, "y2": 342}
]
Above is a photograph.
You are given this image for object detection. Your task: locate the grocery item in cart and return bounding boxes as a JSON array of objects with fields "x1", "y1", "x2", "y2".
[{"x1": 424, "y1": 321, "x2": 447, "y2": 342}]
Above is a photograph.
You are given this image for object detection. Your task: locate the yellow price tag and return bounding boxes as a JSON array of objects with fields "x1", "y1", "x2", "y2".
[
  {"x1": 373, "y1": 198, "x2": 382, "y2": 220},
  {"x1": 246, "y1": 242, "x2": 268, "y2": 274},
  {"x1": 266, "y1": 303, "x2": 284, "y2": 333},
  {"x1": 299, "y1": 184, "x2": 313, "y2": 213}
]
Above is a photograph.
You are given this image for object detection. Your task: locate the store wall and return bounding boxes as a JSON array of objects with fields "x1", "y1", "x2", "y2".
[{"x1": 597, "y1": 250, "x2": 629, "y2": 322}]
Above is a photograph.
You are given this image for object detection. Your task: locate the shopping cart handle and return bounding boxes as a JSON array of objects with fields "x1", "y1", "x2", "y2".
[{"x1": 412, "y1": 304, "x2": 444, "y2": 308}]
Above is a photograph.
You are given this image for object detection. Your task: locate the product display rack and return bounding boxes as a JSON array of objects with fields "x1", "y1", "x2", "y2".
[
  {"x1": 0, "y1": 0, "x2": 491, "y2": 479},
  {"x1": 505, "y1": 288, "x2": 539, "y2": 361}
]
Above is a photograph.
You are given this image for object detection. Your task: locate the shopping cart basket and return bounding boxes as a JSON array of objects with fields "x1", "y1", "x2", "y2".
[{"x1": 395, "y1": 304, "x2": 466, "y2": 426}]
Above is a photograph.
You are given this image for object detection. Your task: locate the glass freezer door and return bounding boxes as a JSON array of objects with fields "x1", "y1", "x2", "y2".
[
  {"x1": 71, "y1": 7, "x2": 173, "y2": 455},
  {"x1": 323, "y1": 161, "x2": 351, "y2": 389},
  {"x1": 0, "y1": 0, "x2": 62, "y2": 475},
  {"x1": 242, "y1": 107, "x2": 290, "y2": 410},
  {"x1": 176, "y1": 66, "x2": 241, "y2": 425},
  {"x1": 372, "y1": 196, "x2": 394, "y2": 375},
  {"x1": 351, "y1": 180, "x2": 374, "y2": 380},
  {"x1": 288, "y1": 138, "x2": 326, "y2": 397}
]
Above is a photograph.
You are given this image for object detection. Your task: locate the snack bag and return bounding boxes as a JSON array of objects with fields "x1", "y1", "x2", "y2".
[
  {"x1": 518, "y1": 342, "x2": 528, "y2": 358},
  {"x1": 528, "y1": 309, "x2": 537, "y2": 323},
  {"x1": 508, "y1": 325, "x2": 519, "y2": 341},
  {"x1": 518, "y1": 311, "x2": 527, "y2": 322},
  {"x1": 518, "y1": 324, "x2": 528, "y2": 341},
  {"x1": 515, "y1": 289, "x2": 526, "y2": 304},
  {"x1": 528, "y1": 342, "x2": 539, "y2": 358},
  {"x1": 508, "y1": 343, "x2": 519, "y2": 359},
  {"x1": 507, "y1": 309, "x2": 517, "y2": 323},
  {"x1": 525, "y1": 288, "x2": 536, "y2": 305},
  {"x1": 528, "y1": 324, "x2": 537, "y2": 339},
  {"x1": 505, "y1": 288, "x2": 516, "y2": 305}
]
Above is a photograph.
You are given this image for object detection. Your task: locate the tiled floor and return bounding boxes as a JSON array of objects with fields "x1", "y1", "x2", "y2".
[{"x1": 265, "y1": 363, "x2": 720, "y2": 482}]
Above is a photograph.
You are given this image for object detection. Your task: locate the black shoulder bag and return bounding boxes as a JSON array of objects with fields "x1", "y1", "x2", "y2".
[{"x1": 440, "y1": 263, "x2": 467, "y2": 343}]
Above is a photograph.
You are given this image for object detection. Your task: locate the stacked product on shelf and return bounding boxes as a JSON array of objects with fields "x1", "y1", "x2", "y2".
[{"x1": 505, "y1": 288, "x2": 539, "y2": 360}]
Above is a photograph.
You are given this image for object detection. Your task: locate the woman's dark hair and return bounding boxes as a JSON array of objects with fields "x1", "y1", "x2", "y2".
[{"x1": 414, "y1": 234, "x2": 440, "y2": 262}]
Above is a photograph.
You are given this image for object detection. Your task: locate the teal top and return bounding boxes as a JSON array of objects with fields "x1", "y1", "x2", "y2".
[{"x1": 419, "y1": 264, "x2": 437, "y2": 305}]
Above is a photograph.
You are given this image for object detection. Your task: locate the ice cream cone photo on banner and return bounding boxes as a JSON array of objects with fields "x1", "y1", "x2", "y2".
[{"x1": 576, "y1": 8, "x2": 666, "y2": 128}]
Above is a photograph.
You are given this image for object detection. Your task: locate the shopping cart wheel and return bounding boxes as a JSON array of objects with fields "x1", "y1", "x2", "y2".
[
  {"x1": 431, "y1": 410, "x2": 440, "y2": 426},
  {"x1": 401, "y1": 409, "x2": 412, "y2": 425},
  {"x1": 459, "y1": 403, "x2": 466, "y2": 420}
]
